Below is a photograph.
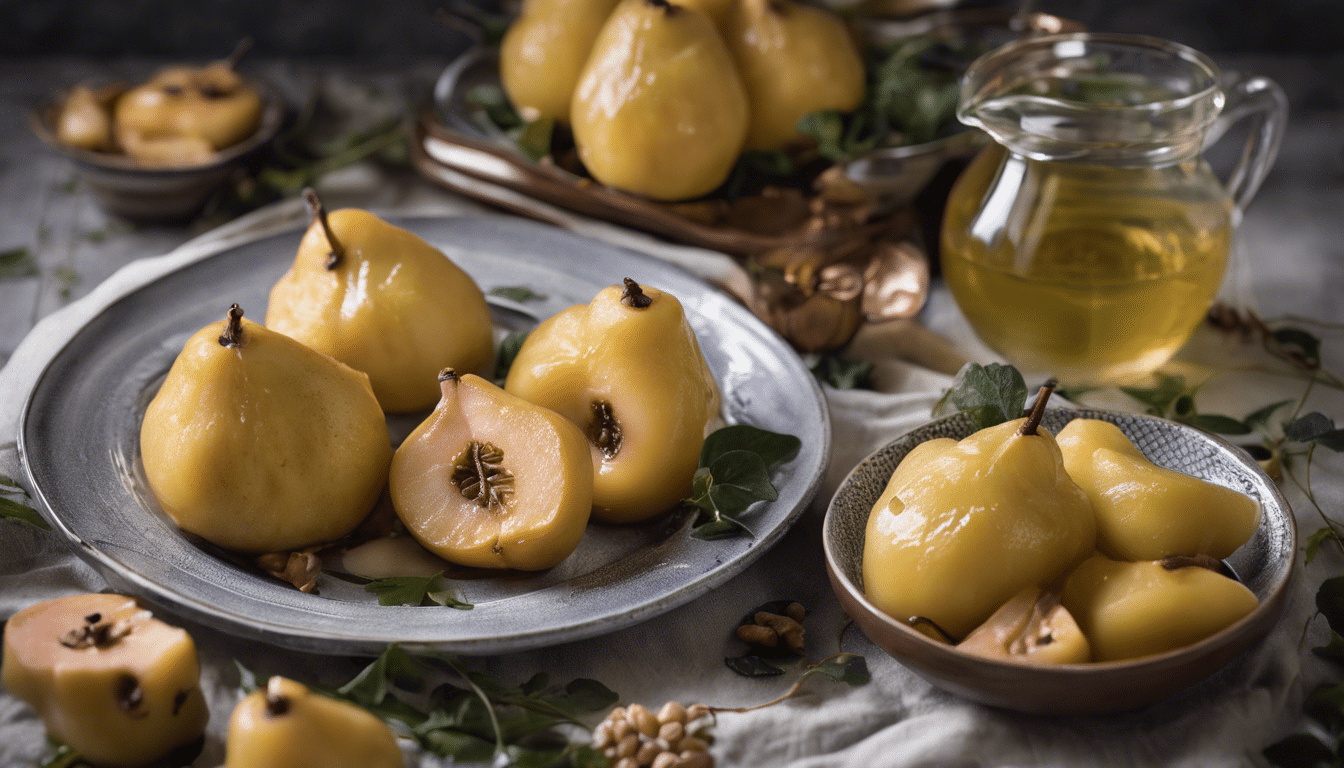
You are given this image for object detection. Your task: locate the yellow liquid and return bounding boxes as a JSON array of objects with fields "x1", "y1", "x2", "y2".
[{"x1": 941, "y1": 147, "x2": 1233, "y2": 385}]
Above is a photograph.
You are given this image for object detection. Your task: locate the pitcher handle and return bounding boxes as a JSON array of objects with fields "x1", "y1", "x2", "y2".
[{"x1": 1204, "y1": 72, "x2": 1289, "y2": 214}]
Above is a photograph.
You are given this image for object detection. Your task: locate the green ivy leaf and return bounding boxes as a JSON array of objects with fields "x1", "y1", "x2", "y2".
[
  {"x1": 234, "y1": 660, "x2": 259, "y2": 694},
  {"x1": 690, "y1": 516, "x2": 753, "y2": 540},
  {"x1": 811, "y1": 355, "x2": 874, "y2": 390},
  {"x1": 1262, "y1": 732, "x2": 1337, "y2": 768},
  {"x1": 419, "y1": 727, "x2": 498, "y2": 761},
  {"x1": 1270, "y1": 327, "x2": 1322, "y2": 370},
  {"x1": 467, "y1": 84, "x2": 522, "y2": 131},
  {"x1": 0, "y1": 247, "x2": 37, "y2": 279},
  {"x1": 931, "y1": 362, "x2": 1029, "y2": 428},
  {"x1": 806, "y1": 654, "x2": 871, "y2": 686},
  {"x1": 1313, "y1": 633, "x2": 1344, "y2": 668},
  {"x1": 705, "y1": 450, "x2": 777, "y2": 513},
  {"x1": 490, "y1": 286, "x2": 547, "y2": 303},
  {"x1": 336, "y1": 644, "x2": 426, "y2": 706},
  {"x1": 1305, "y1": 683, "x2": 1344, "y2": 733},
  {"x1": 1120, "y1": 373, "x2": 1189, "y2": 417},
  {"x1": 545, "y1": 679, "x2": 619, "y2": 715},
  {"x1": 0, "y1": 495, "x2": 49, "y2": 530},
  {"x1": 364, "y1": 572, "x2": 473, "y2": 609},
  {"x1": 494, "y1": 331, "x2": 529, "y2": 383},
  {"x1": 519, "y1": 672, "x2": 549, "y2": 696},
  {"x1": 509, "y1": 116, "x2": 556, "y2": 163},
  {"x1": 796, "y1": 111, "x2": 847, "y2": 160},
  {"x1": 1244, "y1": 400, "x2": 1295, "y2": 433},
  {"x1": 1285, "y1": 413, "x2": 1344, "y2": 451},
  {"x1": 1317, "y1": 577, "x2": 1344, "y2": 637},
  {"x1": 1182, "y1": 414, "x2": 1252, "y2": 435},
  {"x1": 699, "y1": 424, "x2": 801, "y2": 470},
  {"x1": 725, "y1": 654, "x2": 785, "y2": 677},
  {"x1": 1306, "y1": 528, "x2": 1340, "y2": 566}
]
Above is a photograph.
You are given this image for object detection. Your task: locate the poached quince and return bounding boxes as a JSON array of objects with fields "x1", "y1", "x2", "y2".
[
  {"x1": 225, "y1": 676, "x2": 401, "y2": 768},
  {"x1": 1056, "y1": 418, "x2": 1260, "y2": 561},
  {"x1": 2, "y1": 594, "x2": 209, "y2": 768},
  {"x1": 1061, "y1": 554, "x2": 1258, "y2": 662},
  {"x1": 113, "y1": 58, "x2": 262, "y2": 167},
  {"x1": 500, "y1": 0, "x2": 622, "y2": 122},
  {"x1": 570, "y1": 0, "x2": 749, "y2": 200},
  {"x1": 505, "y1": 279, "x2": 720, "y2": 523},
  {"x1": 391, "y1": 370, "x2": 593, "y2": 570},
  {"x1": 956, "y1": 586, "x2": 1091, "y2": 665},
  {"x1": 266, "y1": 191, "x2": 494, "y2": 413},
  {"x1": 140, "y1": 304, "x2": 392, "y2": 553},
  {"x1": 862, "y1": 410, "x2": 1096, "y2": 639}
]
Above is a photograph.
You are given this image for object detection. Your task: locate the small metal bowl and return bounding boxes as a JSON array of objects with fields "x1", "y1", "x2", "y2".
[
  {"x1": 823, "y1": 407, "x2": 1295, "y2": 714},
  {"x1": 30, "y1": 80, "x2": 284, "y2": 223}
]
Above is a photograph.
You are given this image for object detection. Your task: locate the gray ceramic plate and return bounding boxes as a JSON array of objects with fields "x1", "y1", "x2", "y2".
[
  {"x1": 18, "y1": 215, "x2": 829, "y2": 655},
  {"x1": 824, "y1": 408, "x2": 1294, "y2": 713}
]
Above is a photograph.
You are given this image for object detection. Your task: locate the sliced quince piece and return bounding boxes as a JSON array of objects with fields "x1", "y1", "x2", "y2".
[
  {"x1": 1061, "y1": 554, "x2": 1259, "y2": 662},
  {"x1": 391, "y1": 369, "x2": 593, "y2": 570},
  {"x1": 1, "y1": 594, "x2": 208, "y2": 768},
  {"x1": 957, "y1": 586, "x2": 1091, "y2": 665},
  {"x1": 266, "y1": 192, "x2": 494, "y2": 413},
  {"x1": 139, "y1": 304, "x2": 392, "y2": 554},
  {"x1": 225, "y1": 676, "x2": 402, "y2": 768},
  {"x1": 1056, "y1": 418, "x2": 1261, "y2": 561},
  {"x1": 505, "y1": 279, "x2": 720, "y2": 523}
]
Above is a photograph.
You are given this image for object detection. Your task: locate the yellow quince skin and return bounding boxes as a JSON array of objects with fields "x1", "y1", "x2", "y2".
[
  {"x1": 862, "y1": 419, "x2": 1097, "y2": 639},
  {"x1": 225, "y1": 677, "x2": 402, "y2": 768},
  {"x1": 1061, "y1": 555, "x2": 1258, "y2": 662},
  {"x1": 1056, "y1": 418, "x2": 1261, "y2": 561},
  {"x1": 500, "y1": 0, "x2": 622, "y2": 122},
  {"x1": 114, "y1": 63, "x2": 262, "y2": 166},
  {"x1": 505, "y1": 279, "x2": 720, "y2": 523},
  {"x1": 2, "y1": 594, "x2": 209, "y2": 768},
  {"x1": 140, "y1": 305, "x2": 392, "y2": 553},
  {"x1": 390, "y1": 370, "x2": 593, "y2": 570},
  {"x1": 266, "y1": 205, "x2": 494, "y2": 413},
  {"x1": 956, "y1": 586, "x2": 1091, "y2": 665}
]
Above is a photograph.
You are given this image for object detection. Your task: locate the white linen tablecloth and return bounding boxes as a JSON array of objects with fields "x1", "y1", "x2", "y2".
[{"x1": 2, "y1": 185, "x2": 1341, "y2": 768}]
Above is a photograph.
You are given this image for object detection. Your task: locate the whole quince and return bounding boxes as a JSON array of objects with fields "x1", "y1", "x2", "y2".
[
  {"x1": 863, "y1": 410, "x2": 1096, "y2": 639},
  {"x1": 505, "y1": 279, "x2": 719, "y2": 523},
  {"x1": 266, "y1": 191, "x2": 494, "y2": 413},
  {"x1": 1056, "y1": 418, "x2": 1260, "y2": 561},
  {"x1": 140, "y1": 304, "x2": 392, "y2": 553},
  {"x1": 226, "y1": 676, "x2": 401, "y2": 768}
]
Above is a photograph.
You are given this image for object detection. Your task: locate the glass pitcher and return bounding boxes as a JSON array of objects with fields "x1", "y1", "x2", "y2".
[{"x1": 940, "y1": 33, "x2": 1287, "y2": 385}]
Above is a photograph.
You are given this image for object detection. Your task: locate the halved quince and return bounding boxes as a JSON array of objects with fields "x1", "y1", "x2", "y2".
[
  {"x1": 957, "y1": 586, "x2": 1091, "y2": 665},
  {"x1": 390, "y1": 369, "x2": 593, "y2": 570}
]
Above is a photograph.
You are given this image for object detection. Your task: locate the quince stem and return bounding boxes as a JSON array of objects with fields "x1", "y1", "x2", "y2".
[
  {"x1": 303, "y1": 188, "x2": 346, "y2": 270},
  {"x1": 646, "y1": 0, "x2": 680, "y2": 15},
  {"x1": 264, "y1": 676, "x2": 290, "y2": 716},
  {"x1": 218, "y1": 304, "x2": 244, "y2": 348},
  {"x1": 1017, "y1": 378, "x2": 1058, "y2": 437},
  {"x1": 223, "y1": 37, "x2": 254, "y2": 71},
  {"x1": 621, "y1": 277, "x2": 654, "y2": 309}
]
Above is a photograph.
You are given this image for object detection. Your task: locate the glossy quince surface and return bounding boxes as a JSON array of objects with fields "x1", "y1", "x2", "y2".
[
  {"x1": 140, "y1": 306, "x2": 392, "y2": 553},
  {"x1": 113, "y1": 64, "x2": 262, "y2": 166},
  {"x1": 862, "y1": 418, "x2": 1097, "y2": 638},
  {"x1": 505, "y1": 279, "x2": 720, "y2": 523},
  {"x1": 391, "y1": 371, "x2": 593, "y2": 570},
  {"x1": 500, "y1": 0, "x2": 621, "y2": 122},
  {"x1": 1057, "y1": 418, "x2": 1260, "y2": 561},
  {"x1": 266, "y1": 206, "x2": 494, "y2": 413},
  {"x1": 2, "y1": 594, "x2": 208, "y2": 768},
  {"x1": 225, "y1": 676, "x2": 402, "y2": 768},
  {"x1": 570, "y1": 0, "x2": 749, "y2": 200},
  {"x1": 1061, "y1": 555, "x2": 1259, "y2": 662}
]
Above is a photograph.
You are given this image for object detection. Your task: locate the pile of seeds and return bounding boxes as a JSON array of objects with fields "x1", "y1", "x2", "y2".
[{"x1": 592, "y1": 701, "x2": 715, "y2": 768}]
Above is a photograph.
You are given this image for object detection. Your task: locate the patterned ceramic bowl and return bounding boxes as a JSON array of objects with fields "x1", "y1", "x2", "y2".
[
  {"x1": 823, "y1": 407, "x2": 1295, "y2": 714},
  {"x1": 30, "y1": 80, "x2": 284, "y2": 222}
]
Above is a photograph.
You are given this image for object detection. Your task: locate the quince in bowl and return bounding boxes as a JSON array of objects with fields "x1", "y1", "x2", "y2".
[
  {"x1": 823, "y1": 407, "x2": 1294, "y2": 714},
  {"x1": 30, "y1": 65, "x2": 284, "y2": 222}
]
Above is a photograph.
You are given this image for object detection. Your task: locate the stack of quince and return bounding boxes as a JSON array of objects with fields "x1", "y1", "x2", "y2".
[
  {"x1": 139, "y1": 192, "x2": 720, "y2": 578},
  {"x1": 863, "y1": 390, "x2": 1262, "y2": 664},
  {"x1": 55, "y1": 46, "x2": 263, "y2": 167},
  {"x1": 499, "y1": 0, "x2": 865, "y2": 200}
]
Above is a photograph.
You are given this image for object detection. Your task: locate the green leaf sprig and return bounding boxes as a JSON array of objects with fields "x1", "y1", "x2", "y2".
[
  {"x1": 0, "y1": 247, "x2": 38, "y2": 279},
  {"x1": 466, "y1": 85, "x2": 557, "y2": 162},
  {"x1": 685, "y1": 425, "x2": 801, "y2": 540},
  {"x1": 494, "y1": 330, "x2": 530, "y2": 384},
  {"x1": 490, "y1": 286, "x2": 548, "y2": 303},
  {"x1": 364, "y1": 571, "x2": 473, "y2": 609},
  {"x1": 716, "y1": 653, "x2": 870, "y2": 712},
  {"x1": 931, "y1": 362, "x2": 1030, "y2": 429},
  {"x1": 240, "y1": 645, "x2": 618, "y2": 767},
  {"x1": 0, "y1": 474, "x2": 49, "y2": 530},
  {"x1": 810, "y1": 354, "x2": 874, "y2": 390}
]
